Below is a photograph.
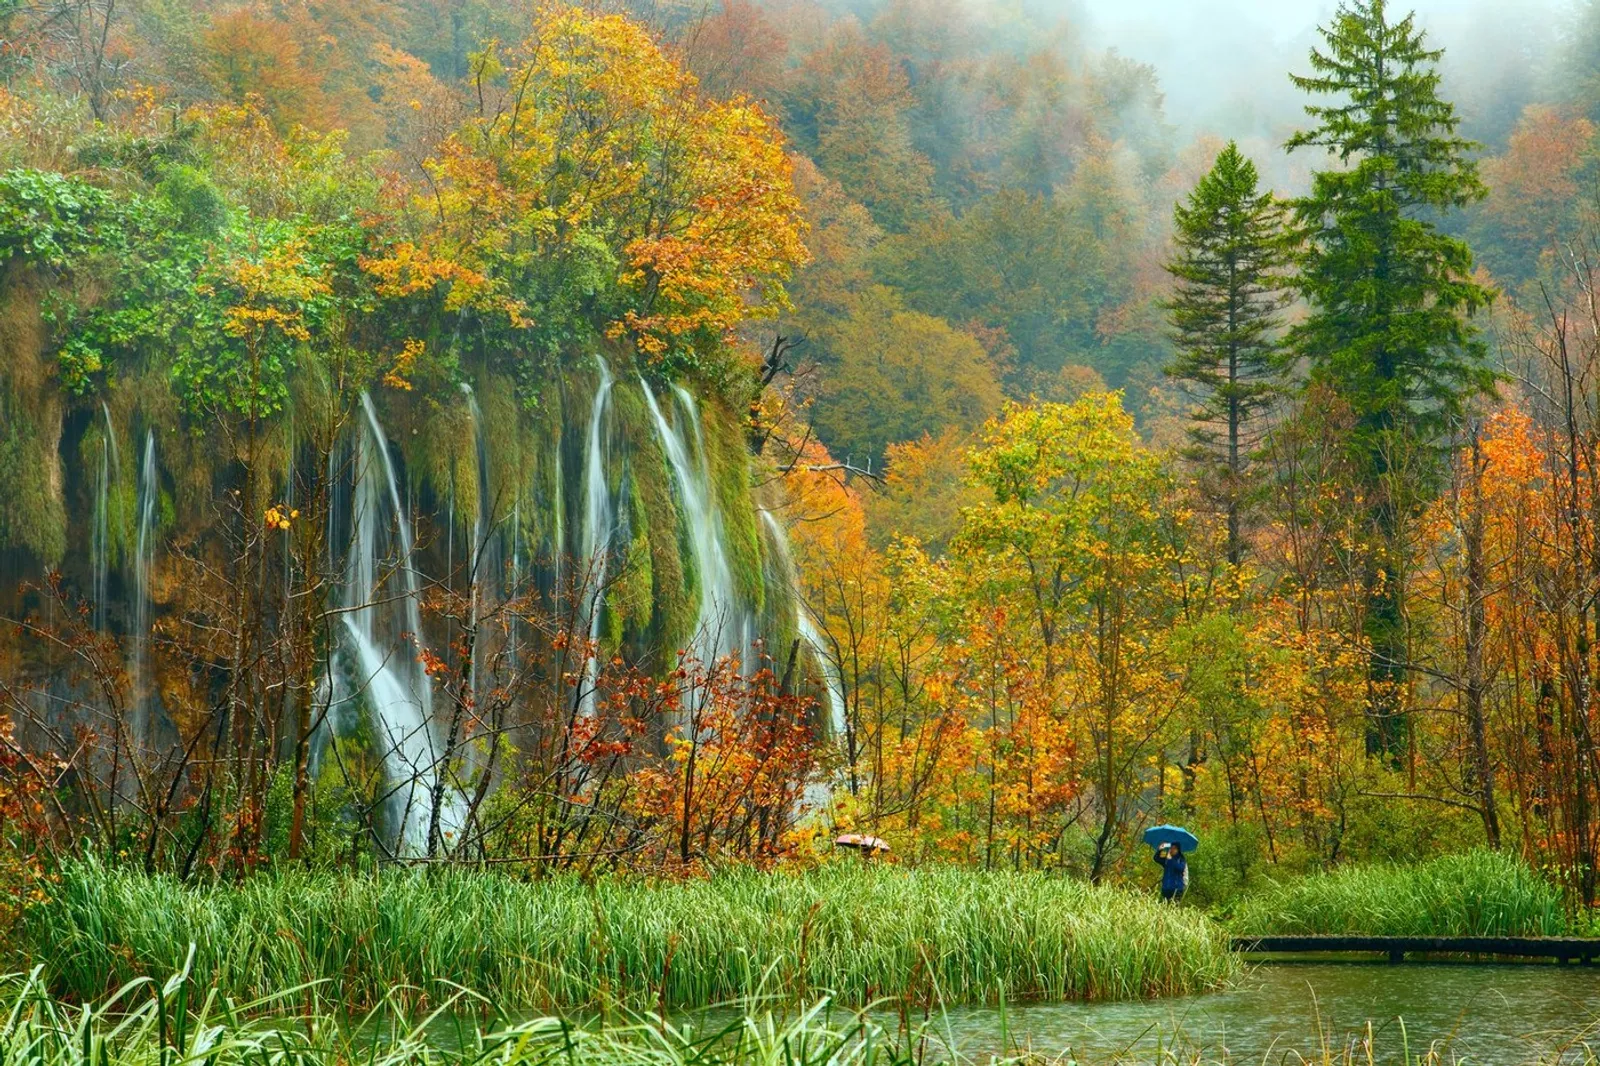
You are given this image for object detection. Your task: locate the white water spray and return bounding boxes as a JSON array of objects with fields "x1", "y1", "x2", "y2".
[
  {"x1": 642, "y1": 379, "x2": 743, "y2": 676},
  {"x1": 759, "y1": 510, "x2": 848, "y2": 740},
  {"x1": 92, "y1": 402, "x2": 119, "y2": 632},
  {"x1": 460, "y1": 383, "x2": 492, "y2": 705},
  {"x1": 130, "y1": 431, "x2": 157, "y2": 745},
  {"x1": 577, "y1": 357, "x2": 615, "y2": 717},
  {"x1": 342, "y1": 393, "x2": 465, "y2": 855}
]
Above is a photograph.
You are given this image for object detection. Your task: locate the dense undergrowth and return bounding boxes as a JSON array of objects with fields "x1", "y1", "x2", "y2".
[
  {"x1": 1227, "y1": 850, "x2": 1570, "y2": 937},
  {"x1": 9, "y1": 860, "x2": 1237, "y2": 1012}
]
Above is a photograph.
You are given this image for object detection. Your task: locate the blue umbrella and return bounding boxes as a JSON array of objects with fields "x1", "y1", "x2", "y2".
[{"x1": 1143, "y1": 824, "x2": 1199, "y2": 853}]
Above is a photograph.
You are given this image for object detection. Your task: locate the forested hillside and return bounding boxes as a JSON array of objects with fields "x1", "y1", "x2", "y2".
[{"x1": 5, "y1": 0, "x2": 1600, "y2": 904}]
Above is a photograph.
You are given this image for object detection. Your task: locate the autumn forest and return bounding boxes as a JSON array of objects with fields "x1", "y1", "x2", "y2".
[{"x1": 4, "y1": 0, "x2": 1600, "y2": 1055}]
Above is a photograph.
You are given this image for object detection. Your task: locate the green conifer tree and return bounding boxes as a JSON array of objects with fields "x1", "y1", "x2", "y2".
[
  {"x1": 1287, "y1": 0, "x2": 1494, "y2": 756},
  {"x1": 1164, "y1": 142, "x2": 1291, "y2": 566}
]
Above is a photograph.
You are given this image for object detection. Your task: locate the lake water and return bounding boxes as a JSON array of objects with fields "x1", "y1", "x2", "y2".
[{"x1": 910, "y1": 962, "x2": 1600, "y2": 1063}]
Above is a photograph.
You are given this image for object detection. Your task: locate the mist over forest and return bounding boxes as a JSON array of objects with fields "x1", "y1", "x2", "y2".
[{"x1": 1085, "y1": 0, "x2": 1557, "y2": 149}]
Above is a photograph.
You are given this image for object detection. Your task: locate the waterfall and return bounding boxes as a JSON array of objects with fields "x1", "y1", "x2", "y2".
[
  {"x1": 577, "y1": 357, "x2": 615, "y2": 717},
  {"x1": 342, "y1": 393, "x2": 464, "y2": 856},
  {"x1": 509, "y1": 500, "x2": 522, "y2": 660},
  {"x1": 130, "y1": 431, "x2": 157, "y2": 745},
  {"x1": 759, "y1": 510, "x2": 848, "y2": 740},
  {"x1": 91, "y1": 402, "x2": 119, "y2": 632},
  {"x1": 551, "y1": 449, "x2": 564, "y2": 599},
  {"x1": 642, "y1": 379, "x2": 743, "y2": 675},
  {"x1": 797, "y1": 612, "x2": 848, "y2": 740},
  {"x1": 460, "y1": 383, "x2": 492, "y2": 703}
]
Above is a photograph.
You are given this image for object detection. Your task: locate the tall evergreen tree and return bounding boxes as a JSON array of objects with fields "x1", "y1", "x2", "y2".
[
  {"x1": 1287, "y1": 0, "x2": 1493, "y2": 756},
  {"x1": 1164, "y1": 142, "x2": 1291, "y2": 566}
]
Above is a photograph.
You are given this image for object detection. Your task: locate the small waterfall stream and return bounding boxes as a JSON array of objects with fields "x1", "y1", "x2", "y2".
[
  {"x1": 343, "y1": 393, "x2": 464, "y2": 855},
  {"x1": 642, "y1": 379, "x2": 744, "y2": 675},
  {"x1": 130, "y1": 431, "x2": 157, "y2": 745},
  {"x1": 759, "y1": 510, "x2": 848, "y2": 740},
  {"x1": 92, "y1": 402, "x2": 119, "y2": 632},
  {"x1": 460, "y1": 384, "x2": 492, "y2": 703},
  {"x1": 577, "y1": 357, "x2": 615, "y2": 717},
  {"x1": 550, "y1": 450, "x2": 564, "y2": 602}
]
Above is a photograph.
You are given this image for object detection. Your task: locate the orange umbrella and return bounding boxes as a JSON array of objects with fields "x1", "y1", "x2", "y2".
[{"x1": 834, "y1": 833, "x2": 890, "y2": 853}]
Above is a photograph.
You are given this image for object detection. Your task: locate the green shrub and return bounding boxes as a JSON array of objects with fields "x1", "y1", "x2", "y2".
[{"x1": 1229, "y1": 849, "x2": 1568, "y2": 937}]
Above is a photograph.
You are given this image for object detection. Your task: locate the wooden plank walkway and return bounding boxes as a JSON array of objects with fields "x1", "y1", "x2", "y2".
[{"x1": 1230, "y1": 935, "x2": 1600, "y2": 964}]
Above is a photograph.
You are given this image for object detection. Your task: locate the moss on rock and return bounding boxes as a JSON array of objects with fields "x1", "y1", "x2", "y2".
[
  {"x1": 611, "y1": 378, "x2": 694, "y2": 659},
  {"x1": 0, "y1": 268, "x2": 67, "y2": 565},
  {"x1": 701, "y1": 394, "x2": 765, "y2": 619}
]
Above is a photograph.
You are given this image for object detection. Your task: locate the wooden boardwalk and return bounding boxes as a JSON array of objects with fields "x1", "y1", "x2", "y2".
[{"x1": 1231, "y1": 935, "x2": 1600, "y2": 964}]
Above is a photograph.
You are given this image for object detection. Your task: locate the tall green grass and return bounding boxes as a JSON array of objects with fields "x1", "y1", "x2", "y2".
[
  {"x1": 11, "y1": 859, "x2": 1237, "y2": 1012},
  {"x1": 0, "y1": 964, "x2": 983, "y2": 1066},
  {"x1": 1, "y1": 964, "x2": 1594, "y2": 1066},
  {"x1": 1229, "y1": 850, "x2": 1568, "y2": 937}
]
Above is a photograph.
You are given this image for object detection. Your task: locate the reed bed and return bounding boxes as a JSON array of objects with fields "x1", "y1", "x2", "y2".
[
  {"x1": 0, "y1": 963, "x2": 988, "y2": 1066},
  {"x1": 1228, "y1": 850, "x2": 1569, "y2": 937},
  {"x1": 1, "y1": 964, "x2": 1596, "y2": 1066},
  {"x1": 12, "y1": 859, "x2": 1237, "y2": 1013}
]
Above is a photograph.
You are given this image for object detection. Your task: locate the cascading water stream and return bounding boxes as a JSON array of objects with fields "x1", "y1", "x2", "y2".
[
  {"x1": 641, "y1": 379, "x2": 743, "y2": 677},
  {"x1": 460, "y1": 384, "x2": 492, "y2": 705},
  {"x1": 130, "y1": 431, "x2": 157, "y2": 746},
  {"x1": 509, "y1": 500, "x2": 522, "y2": 661},
  {"x1": 759, "y1": 510, "x2": 848, "y2": 741},
  {"x1": 577, "y1": 357, "x2": 615, "y2": 717},
  {"x1": 344, "y1": 393, "x2": 464, "y2": 856},
  {"x1": 92, "y1": 402, "x2": 119, "y2": 632},
  {"x1": 552, "y1": 451, "x2": 564, "y2": 599}
]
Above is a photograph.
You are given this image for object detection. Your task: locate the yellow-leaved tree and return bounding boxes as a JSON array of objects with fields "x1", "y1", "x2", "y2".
[
  {"x1": 949, "y1": 393, "x2": 1200, "y2": 878},
  {"x1": 365, "y1": 4, "x2": 808, "y2": 373}
]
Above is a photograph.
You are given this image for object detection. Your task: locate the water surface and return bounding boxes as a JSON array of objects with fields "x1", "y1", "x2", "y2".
[{"x1": 917, "y1": 962, "x2": 1600, "y2": 1063}]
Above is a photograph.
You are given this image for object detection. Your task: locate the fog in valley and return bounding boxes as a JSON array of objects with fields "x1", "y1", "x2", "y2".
[{"x1": 1079, "y1": 0, "x2": 1562, "y2": 151}]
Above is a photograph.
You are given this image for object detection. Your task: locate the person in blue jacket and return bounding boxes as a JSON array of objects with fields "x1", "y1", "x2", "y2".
[{"x1": 1153, "y1": 841, "x2": 1188, "y2": 902}]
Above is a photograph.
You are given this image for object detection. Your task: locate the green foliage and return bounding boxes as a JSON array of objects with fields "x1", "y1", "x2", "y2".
[
  {"x1": 609, "y1": 473, "x2": 657, "y2": 650},
  {"x1": 155, "y1": 165, "x2": 228, "y2": 237},
  {"x1": 1287, "y1": 0, "x2": 1495, "y2": 756},
  {"x1": 956, "y1": 389, "x2": 1182, "y2": 710},
  {"x1": 812, "y1": 288, "x2": 1002, "y2": 465},
  {"x1": 494, "y1": 228, "x2": 623, "y2": 397},
  {"x1": 1287, "y1": 0, "x2": 1494, "y2": 446},
  {"x1": 784, "y1": 32, "x2": 936, "y2": 232},
  {"x1": 878, "y1": 156, "x2": 1159, "y2": 393},
  {"x1": 0, "y1": 156, "x2": 376, "y2": 415},
  {"x1": 880, "y1": 191, "x2": 1104, "y2": 386},
  {"x1": 1559, "y1": 0, "x2": 1600, "y2": 122},
  {"x1": 171, "y1": 218, "x2": 368, "y2": 419},
  {"x1": 1229, "y1": 850, "x2": 1569, "y2": 937},
  {"x1": 49, "y1": 214, "x2": 209, "y2": 396},
  {"x1": 0, "y1": 170, "x2": 118, "y2": 269},
  {"x1": 1163, "y1": 141, "x2": 1291, "y2": 562},
  {"x1": 17, "y1": 859, "x2": 1238, "y2": 1011}
]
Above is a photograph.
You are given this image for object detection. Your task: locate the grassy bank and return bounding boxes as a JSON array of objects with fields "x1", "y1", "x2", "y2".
[
  {"x1": 1228, "y1": 850, "x2": 1568, "y2": 937},
  {"x1": 11, "y1": 860, "x2": 1237, "y2": 1011},
  {"x1": 0, "y1": 966, "x2": 947, "y2": 1066},
  {"x1": 2, "y1": 966, "x2": 1596, "y2": 1066}
]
